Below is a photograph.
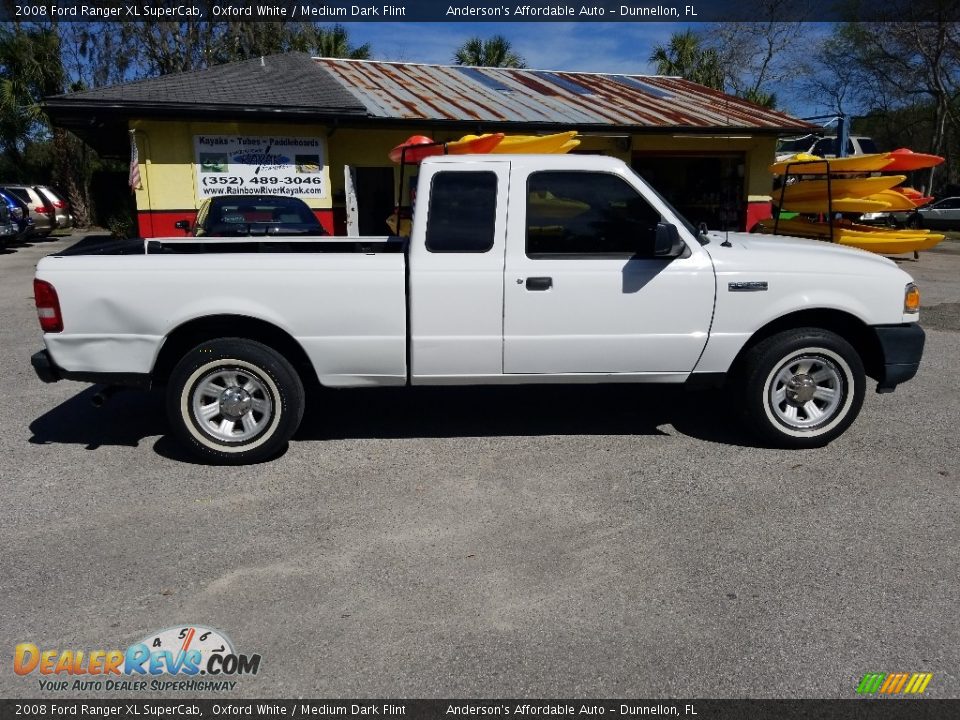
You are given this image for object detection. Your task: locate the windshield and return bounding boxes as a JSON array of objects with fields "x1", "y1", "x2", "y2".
[
  {"x1": 630, "y1": 168, "x2": 705, "y2": 243},
  {"x1": 211, "y1": 197, "x2": 319, "y2": 226},
  {"x1": 776, "y1": 135, "x2": 818, "y2": 153}
]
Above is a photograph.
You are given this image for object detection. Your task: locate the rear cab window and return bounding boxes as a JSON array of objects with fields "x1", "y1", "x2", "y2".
[{"x1": 425, "y1": 171, "x2": 498, "y2": 253}]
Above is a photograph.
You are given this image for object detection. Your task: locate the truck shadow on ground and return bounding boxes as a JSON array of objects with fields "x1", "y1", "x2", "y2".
[{"x1": 29, "y1": 383, "x2": 764, "y2": 463}]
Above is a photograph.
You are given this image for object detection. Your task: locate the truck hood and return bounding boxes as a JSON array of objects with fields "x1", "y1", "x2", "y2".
[{"x1": 702, "y1": 231, "x2": 904, "y2": 276}]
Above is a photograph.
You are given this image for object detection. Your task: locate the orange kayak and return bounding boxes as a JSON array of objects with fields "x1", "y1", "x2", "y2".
[
  {"x1": 895, "y1": 187, "x2": 934, "y2": 206},
  {"x1": 862, "y1": 190, "x2": 918, "y2": 212},
  {"x1": 883, "y1": 148, "x2": 944, "y2": 172},
  {"x1": 389, "y1": 133, "x2": 504, "y2": 164}
]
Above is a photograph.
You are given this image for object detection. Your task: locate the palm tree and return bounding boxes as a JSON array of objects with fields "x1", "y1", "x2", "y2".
[
  {"x1": 310, "y1": 25, "x2": 371, "y2": 60},
  {"x1": 741, "y1": 87, "x2": 777, "y2": 109},
  {"x1": 454, "y1": 36, "x2": 526, "y2": 68},
  {"x1": 0, "y1": 27, "x2": 60, "y2": 163},
  {"x1": 648, "y1": 30, "x2": 723, "y2": 90},
  {"x1": 0, "y1": 26, "x2": 92, "y2": 226}
]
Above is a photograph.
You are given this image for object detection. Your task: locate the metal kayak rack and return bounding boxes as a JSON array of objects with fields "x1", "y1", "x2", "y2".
[{"x1": 773, "y1": 157, "x2": 837, "y2": 243}]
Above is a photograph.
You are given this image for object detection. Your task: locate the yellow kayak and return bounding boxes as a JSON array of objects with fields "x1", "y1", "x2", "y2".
[
  {"x1": 756, "y1": 217, "x2": 944, "y2": 254},
  {"x1": 838, "y1": 234, "x2": 944, "y2": 255},
  {"x1": 770, "y1": 152, "x2": 894, "y2": 175},
  {"x1": 780, "y1": 197, "x2": 891, "y2": 214},
  {"x1": 461, "y1": 131, "x2": 580, "y2": 154},
  {"x1": 862, "y1": 189, "x2": 918, "y2": 212},
  {"x1": 528, "y1": 191, "x2": 590, "y2": 218},
  {"x1": 778, "y1": 175, "x2": 906, "y2": 203},
  {"x1": 758, "y1": 217, "x2": 935, "y2": 238}
]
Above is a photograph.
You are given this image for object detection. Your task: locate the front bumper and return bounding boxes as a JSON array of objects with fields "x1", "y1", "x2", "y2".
[{"x1": 873, "y1": 323, "x2": 925, "y2": 392}]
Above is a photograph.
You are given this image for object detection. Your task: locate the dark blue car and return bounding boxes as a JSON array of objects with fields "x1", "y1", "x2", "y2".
[{"x1": 0, "y1": 189, "x2": 33, "y2": 241}]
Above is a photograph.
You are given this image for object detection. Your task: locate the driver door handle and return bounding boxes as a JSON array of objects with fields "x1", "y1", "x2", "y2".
[{"x1": 525, "y1": 277, "x2": 553, "y2": 291}]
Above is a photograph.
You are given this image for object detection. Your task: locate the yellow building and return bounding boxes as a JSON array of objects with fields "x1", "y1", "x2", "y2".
[{"x1": 46, "y1": 53, "x2": 814, "y2": 236}]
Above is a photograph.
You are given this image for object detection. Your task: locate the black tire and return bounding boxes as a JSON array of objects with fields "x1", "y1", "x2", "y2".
[
  {"x1": 907, "y1": 213, "x2": 922, "y2": 229},
  {"x1": 166, "y1": 338, "x2": 305, "y2": 464},
  {"x1": 737, "y1": 328, "x2": 865, "y2": 448}
]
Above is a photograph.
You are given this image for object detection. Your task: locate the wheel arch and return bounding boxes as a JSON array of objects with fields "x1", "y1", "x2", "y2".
[
  {"x1": 152, "y1": 315, "x2": 319, "y2": 389},
  {"x1": 729, "y1": 308, "x2": 884, "y2": 381}
]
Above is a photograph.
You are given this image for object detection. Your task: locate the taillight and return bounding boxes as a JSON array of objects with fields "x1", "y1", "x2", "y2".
[
  {"x1": 35, "y1": 205, "x2": 48, "y2": 213},
  {"x1": 52, "y1": 200, "x2": 66, "y2": 208},
  {"x1": 33, "y1": 279, "x2": 63, "y2": 332}
]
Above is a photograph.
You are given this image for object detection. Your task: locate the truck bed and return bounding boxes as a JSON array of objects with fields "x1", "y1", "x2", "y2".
[
  {"x1": 37, "y1": 235, "x2": 409, "y2": 386},
  {"x1": 56, "y1": 235, "x2": 407, "y2": 257}
]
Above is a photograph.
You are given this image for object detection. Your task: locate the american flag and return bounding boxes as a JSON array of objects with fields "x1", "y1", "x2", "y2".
[{"x1": 129, "y1": 132, "x2": 142, "y2": 191}]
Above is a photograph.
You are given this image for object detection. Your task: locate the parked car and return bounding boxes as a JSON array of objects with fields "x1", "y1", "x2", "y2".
[
  {"x1": 37, "y1": 186, "x2": 72, "y2": 230},
  {"x1": 775, "y1": 134, "x2": 878, "y2": 161},
  {"x1": 32, "y1": 154, "x2": 924, "y2": 463},
  {"x1": 910, "y1": 196, "x2": 960, "y2": 229},
  {"x1": 0, "y1": 188, "x2": 34, "y2": 241},
  {"x1": 1, "y1": 185, "x2": 56, "y2": 236},
  {"x1": 0, "y1": 201, "x2": 19, "y2": 244},
  {"x1": 863, "y1": 196, "x2": 960, "y2": 230},
  {"x1": 175, "y1": 195, "x2": 328, "y2": 237}
]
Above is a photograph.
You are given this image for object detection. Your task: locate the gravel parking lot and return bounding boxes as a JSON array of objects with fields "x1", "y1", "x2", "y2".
[{"x1": 1, "y1": 232, "x2": 958, "y2": 699}]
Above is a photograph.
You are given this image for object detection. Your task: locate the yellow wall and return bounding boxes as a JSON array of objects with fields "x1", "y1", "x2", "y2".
[
  {"x1": 131, "y1": 118, "x2": 778, "y2": 212},
  {"x1": 132, "y1": 119, "x2": 334, "y2": 211}
]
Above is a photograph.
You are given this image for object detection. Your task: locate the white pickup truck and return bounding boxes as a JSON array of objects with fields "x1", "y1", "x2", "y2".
[{"x1": 31, "y1": 154, "x2": 924, "y2": 463}]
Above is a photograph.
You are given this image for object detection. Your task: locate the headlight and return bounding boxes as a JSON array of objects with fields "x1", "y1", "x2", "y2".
[{"x1": 904, "y1": 283, "x2": 920, "y2": 314}]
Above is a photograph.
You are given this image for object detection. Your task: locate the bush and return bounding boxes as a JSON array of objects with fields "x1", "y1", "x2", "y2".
[{"x1": 106, "y1": 215, "x2": 134, "y2": 239}]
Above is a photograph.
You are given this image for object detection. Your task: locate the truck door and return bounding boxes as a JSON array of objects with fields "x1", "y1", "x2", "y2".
[
  {"x1": 409, "y1": 161, "x2": 510, "y2": 382},
  {"x1": 503, "y1": 168, "x2": 715, "y2": 376}
]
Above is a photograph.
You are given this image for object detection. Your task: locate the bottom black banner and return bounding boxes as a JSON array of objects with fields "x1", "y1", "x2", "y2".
[{"x1": 2, "y1": 699, "x2": 959, "y2": 720}]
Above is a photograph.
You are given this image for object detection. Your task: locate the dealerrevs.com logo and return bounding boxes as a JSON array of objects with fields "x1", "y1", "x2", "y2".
[{"x1": 14, "y1": 626, "x2": 261, "y2": 692}]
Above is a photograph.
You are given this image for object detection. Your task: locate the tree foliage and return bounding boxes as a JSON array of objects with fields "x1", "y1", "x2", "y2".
[
  {"x1": 454, "y1": 35, "x2": 526, "y2": 68},
  {"x1": 0, "y1": 21, "x2": 374, "y2": 228},
  {"x1": 648, "y1": 30, "x2": 724, "y2": 91},
  {"x1": 0, "y1": 25, "x2": 63, "y2": 163},
  {"x1": 804, "y1": 19, "x2": 960, "y2": 191}
]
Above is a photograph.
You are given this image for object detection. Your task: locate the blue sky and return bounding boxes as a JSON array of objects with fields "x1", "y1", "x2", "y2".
[
  {"x1": 344, "y1": 22, "x2": 684, "y2": 75},
  {"x1": 337, "y1": 21, "x2": 836, "y2": 119}
]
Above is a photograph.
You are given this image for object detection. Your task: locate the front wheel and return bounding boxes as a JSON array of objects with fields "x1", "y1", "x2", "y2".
[
  {"x1": 738, "y1": 329, "x2": 865, "y2": 448},
  {"x1": 167, "y1": 338, "x2": 305, "y2": 464}
]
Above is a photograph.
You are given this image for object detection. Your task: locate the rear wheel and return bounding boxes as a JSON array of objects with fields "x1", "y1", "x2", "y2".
[
  {"x1": 738, "y1": 329, "x2": 865, "y2": 448},
  {"x1": 167, "y1": 338, "x2": 304, "y2": 464}
]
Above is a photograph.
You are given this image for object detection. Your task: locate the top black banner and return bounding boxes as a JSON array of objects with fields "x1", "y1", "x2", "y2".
[{"x1": 2, "y1": 0, "x2": 959, "y2": 23}]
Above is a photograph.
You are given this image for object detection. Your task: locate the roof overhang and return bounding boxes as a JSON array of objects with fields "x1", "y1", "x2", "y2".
[{"x1": 48, "y1": 102, "x2": 809, "y2": 158}]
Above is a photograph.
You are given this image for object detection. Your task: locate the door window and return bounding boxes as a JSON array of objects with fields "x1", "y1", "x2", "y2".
[
  {"x1": 526, "y1": 171, "x2": 661, "y2": 257},
  {"x1": 425, "y1": 171, "x2": 498, "y2": 253}
]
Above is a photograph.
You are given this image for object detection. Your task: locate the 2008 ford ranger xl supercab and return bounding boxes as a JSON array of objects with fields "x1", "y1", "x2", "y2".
[{"x1": 31, "y1": 155, "x2": 925, "y2": 463}]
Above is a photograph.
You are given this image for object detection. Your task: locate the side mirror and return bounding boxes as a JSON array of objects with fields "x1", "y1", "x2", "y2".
[
  {"x1": 654, "y1": 222, "x2": 685, "y2": 258},
  {"x1": 174, "y1": 220, "x2": 190, "y2": 232}
]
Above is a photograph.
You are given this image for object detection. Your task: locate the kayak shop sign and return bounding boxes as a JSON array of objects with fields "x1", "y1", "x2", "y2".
[{"x1": 193, "y1": 135, "x2": 326, "y2": 199}]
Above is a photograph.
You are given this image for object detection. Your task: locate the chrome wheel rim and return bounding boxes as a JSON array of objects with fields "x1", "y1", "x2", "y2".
[
  {"x1": 190, "y1": 367, "x2": 274, "y2": 443},
  {"x1": 768, "y1": 353, "x2": 845, "y2": 430}
]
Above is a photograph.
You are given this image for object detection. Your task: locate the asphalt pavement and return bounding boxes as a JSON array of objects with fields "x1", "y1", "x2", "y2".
[{"x1": 1, "y1": 232, "x2": 957, "y2": 699}]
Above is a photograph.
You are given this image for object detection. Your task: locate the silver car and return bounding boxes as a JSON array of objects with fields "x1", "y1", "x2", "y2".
[
  {"x1": 915, "y1": 196, "x2": 960, "y2": 229},
  {"x1": 37, "y1": 186, "x2": 72, "y2": 230}
]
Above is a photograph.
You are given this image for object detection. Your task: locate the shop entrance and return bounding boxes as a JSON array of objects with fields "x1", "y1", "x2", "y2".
[{"x1": 631, "y1": 152, "x2": 746, "y2": 231}]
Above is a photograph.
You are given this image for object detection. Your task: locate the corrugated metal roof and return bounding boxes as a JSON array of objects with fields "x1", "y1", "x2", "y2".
[{"x1": 316, "y1": 58, "x2": 814, "y2": 132}]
